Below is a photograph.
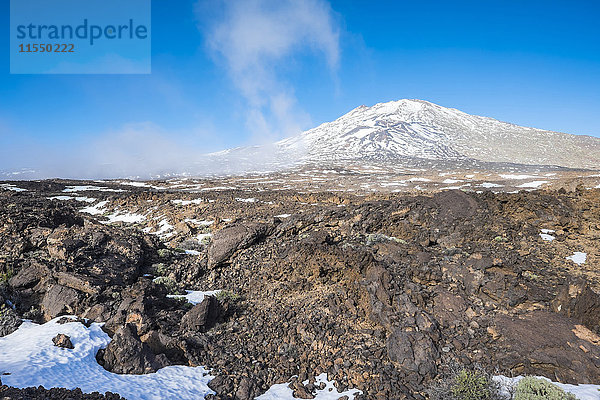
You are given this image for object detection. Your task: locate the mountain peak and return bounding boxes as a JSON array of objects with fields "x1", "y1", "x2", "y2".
[
  {"x1": 273, "y1": 99, "x2": 600, "y2": 169},
  {"x1": 210, "y1": 100, "x2": 600, "y2": 172}
]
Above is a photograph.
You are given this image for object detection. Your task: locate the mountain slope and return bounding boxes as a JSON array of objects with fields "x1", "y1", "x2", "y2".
[
  {"x1": 207, "y1": 99, "x2": 600, "y2": 173},
  {"x1": 278, "y1": 99, "x2": 600, "y2": 168}
]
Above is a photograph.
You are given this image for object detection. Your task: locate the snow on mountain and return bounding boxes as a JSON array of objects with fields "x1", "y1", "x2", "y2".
[
  {"x1": 276, "y1": 99, "x2": 600, "y2": 168},
  {"x1": 277, "y1": 100, "x2": 461, "y2": 162},
  {"x1": 211, "y1": 99, "x2": 600, "y2": 172}
]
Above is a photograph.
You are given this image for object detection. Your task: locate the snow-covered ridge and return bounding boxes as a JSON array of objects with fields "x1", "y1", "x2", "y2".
[{"x1": 216, "y1": 99, "x2": 600, "y2": 171}]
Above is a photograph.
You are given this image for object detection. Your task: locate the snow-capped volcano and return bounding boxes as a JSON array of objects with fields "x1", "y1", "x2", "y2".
[
  {"x1": 277, "y1": 99, "x2": 600, "y2": 168},
  {"x1": 207, "y1": 99, "x2": 600, "y2": 172},
  {"x1": 277, "y1": 99, "x2": 462, "y2": 161}
]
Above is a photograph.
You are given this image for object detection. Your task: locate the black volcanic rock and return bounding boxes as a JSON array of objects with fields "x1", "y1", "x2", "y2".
[
  {"x1": 97, "y1": 323, "x2": 169, "y2": 375},
  {"x1": 52, "y1": 333, "x2": 74, "y2": 349},
  {"x1": 0, "y1": 303, "x2": 21, "y2": 337},
  {"x1": 180, "y1": 295, "x2": 220, "y2": 333},
  {"x1": 2, "y1": 183, "x2": 600, "y2": 399}
]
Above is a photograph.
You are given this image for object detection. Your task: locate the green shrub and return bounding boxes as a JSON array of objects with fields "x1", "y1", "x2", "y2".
[
  {"x1": 216, "y1": 290, "x2": 241, "y2": 302},
  {"x1": 513, "y1": 377, "x2": 577, "y2": 400},
  {"x1": 451, "y1": 369, "x2": 493, "y2": 400},
  {"x1": 157, "y1": 249, "x2": 171, "y2": 258},
  {"x1": 152, "y1": 263, "x2": 168, "y2": 276},
  {"x1": 152, "y1": 276, "x2": 180, "y2": 294},
  {"x1": 427, "y1": 366, "x2": 501, "y2": 400},
  {"x1": 0, "y1": 268, "x2": 13, "y2": 283}
]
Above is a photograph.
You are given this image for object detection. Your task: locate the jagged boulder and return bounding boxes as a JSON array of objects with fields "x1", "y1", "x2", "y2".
[
  {"x1": 41, "y1": 284, "x2": 81, "y2": 320},
  {"x1": 97, "y1": 323, "x2": 169, "y2": 375},
  {"x1": 0, "y1": 304, "x2": 21, "y2": 337},
  {"x1": 180, "y1": 295, "x2": 220, "y2": 332},
  {"x1": 492, "y1": 311, "x2": 600, "y2": 384},
  {"x1": 208, "y1": 223, "x2": 270, "y2": 267},
  {"x1": 387, "y1": 328, "x2": 439, "y2": 382},
  {"x1": 52, "y1": 333, "x2": 74, "y2": 349}
]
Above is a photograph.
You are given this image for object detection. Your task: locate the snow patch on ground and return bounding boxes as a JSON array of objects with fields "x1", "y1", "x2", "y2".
[
  {"x1": 442, "y1": 179, "x2": 462, "y2": 184},
  {"x1": 479, "y1": 182, "x2": 504, "y2": 188},
  {"x1": 499, "y1": 174, "x2": 539, "y2": 180},
  {"x1": 516, "y1": 181, "x2": 548, "y2": 188},
  {"x1": 539, "y1": 234, "x2": 555, "y2": 241},
  {"x1": 104, "y1": 211, "x2": 146, "y2": 224},
  {"x1": 275, "y1": 214, "x2": 292, "y2": 218},
  {"x1": 63, "y1": 185, "x2": 125, "y2": 193},
  {"x1": 117, "y1": 181, "x2": 166, "y2": 189},
  {"x1": 494, "y1": 375, "x2": 600, "y2": 400},
  {"x1": 440, "y1": 186, "x2": 463, "y2": 190},
  {"x1": 167, "y1": 290, "x2": 221, "y2": 305},
  {"x1": 119, "y1": 181, "x2": 151, "y2": 187},
  {"x1": 0, "y1": 184, "x2": 27, "y2": 192},
  {"x1": 80, "y1": 201, "x2": 109, "y2": 215},
  {"x1": 197, "y1": 233, "x2": 213, "y2": 244},
  {"x1": 566, "y1": 252, "x2": 587, "y2": 265},
  {"x1": 256, "y1": 373, "x2": 361, "y2": 400},
  {"x1": 151, "y1": 219, "x2": 175, "y2": 238},
  {"x1": 408, "y1": 177, "x2": 431, "y2": 182},
  {"x1": 0, "y1": 317, "x2": 215, "y2": 400},
  {"x1": 49, "y1": 196, "x2": 96, "y2": 203},
  {"x1": 236, "y1": 197, "x2": 257, "y2": 203},
  {"x1": 539, "y1": 229, "x2": 556, "y2": 241}
]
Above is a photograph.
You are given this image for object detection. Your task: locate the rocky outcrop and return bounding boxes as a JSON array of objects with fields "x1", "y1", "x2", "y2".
[
  {"x1": 41, "y1": 284, "x2": 80, "y2": 319},
  {"x1": 180, "y1": 295, "x2": 220, "y2": 333},
  {"x1": 491, "y1": 311, "x2": 600, "y2": 384},
  {"x1": 52, "y1": 333, "x2": 74, "y2": 349},
  {"x1": 97, "y1": 323, "x2": 169, "y2": 375},
  {"x1": 0, "y1": 304, "x2": 21, "y2": 337},
  {"x1": 208, "y1": 223, "x2": 271, "y2": 267},
  {"x1": 3, "y1": 183, "x2": 600, "y2": 399},
  {"x1": 0, "y1": 384, "x2": 123, "y2": 399},
  {"x1": 554, "y1": 283, "x2": 600, "y2": 335}
]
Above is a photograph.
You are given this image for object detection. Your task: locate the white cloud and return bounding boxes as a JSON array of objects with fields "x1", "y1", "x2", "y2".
[
  {"x1": 0, "y1": 123, "x2": 214, "y2": 180},
  {"x1": 198, "y1": 0, "x2": 340, "y2": 142}
]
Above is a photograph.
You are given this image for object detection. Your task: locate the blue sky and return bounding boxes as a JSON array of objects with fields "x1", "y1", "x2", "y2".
[{"x1": 1, "y1": 0, "x2": 599, "y2": 177}]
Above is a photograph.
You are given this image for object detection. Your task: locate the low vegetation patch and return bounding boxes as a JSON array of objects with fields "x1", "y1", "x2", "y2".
[
  {"x1": 513, "y1": 377, "x2": 577, "y2": 400},
  {"x1": 428, "y1": 366, "x2": 501, "y2": 400}
]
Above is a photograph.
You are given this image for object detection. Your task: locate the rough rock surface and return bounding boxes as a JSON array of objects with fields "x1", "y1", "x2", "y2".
[
  {"x1": 97, "y1": 323, "x2": 169, "y2": 375},
  {"x1": 52, "y1": 333, "x2": 74, "y2": 349},
  {"x1": 0, "y1": 383, "x2": 123, "y2": 399},
  {"x1": 0, "y1": 304, "x2": 21, "y2": 337},
  {"x1": 1, "y1": 182, "x2": 600, "y2": 399},
  {"x1": 208, "y1": 223, "x2": 270, "y2": 267},
  {"x1": 180, "y1": 296, "x2": 220, "y2": 333}
]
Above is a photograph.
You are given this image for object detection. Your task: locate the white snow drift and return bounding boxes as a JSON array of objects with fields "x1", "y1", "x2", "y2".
[
  {"x1": 0, "y1": 317, "x2": 215, "y2": 400},
  {"x1": 256, "y1": 373, "x2": 361, "y2": 400},
  {"x1": 0, "y1": 316, "x2": 363, "y2": 400},
  {"x1": 566, "y1": 252, "x2": 587, "y2": 265},
  {"x1": 167, "y1": 290, "x2": 221, "y2": 305}
]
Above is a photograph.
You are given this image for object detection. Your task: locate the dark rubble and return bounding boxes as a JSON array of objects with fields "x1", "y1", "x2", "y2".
[{"x1": 0, "y1": 183, "x2": 600, "y2": 399}]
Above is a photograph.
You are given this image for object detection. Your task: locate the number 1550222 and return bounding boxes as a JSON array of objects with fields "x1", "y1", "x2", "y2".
[{"x1": 19, "y1": 43, "x2": 74, "y2": 53}]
